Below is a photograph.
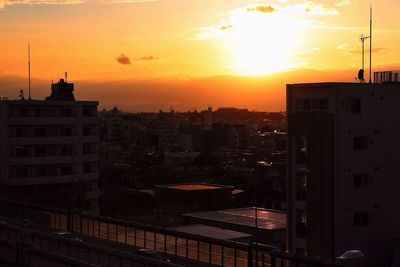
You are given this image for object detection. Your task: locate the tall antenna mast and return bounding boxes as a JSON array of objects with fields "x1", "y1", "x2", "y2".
[
  {"x1": 28, "y1": 43, "x2": 31, "y2": 100},
  {"x1": 369, "y1": 6, "x2": 372, "y2": 83}
]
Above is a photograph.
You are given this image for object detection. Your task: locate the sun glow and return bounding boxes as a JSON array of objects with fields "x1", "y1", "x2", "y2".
[{"x1": 224, "y1": 6, "x2": 300, "y2": 75}]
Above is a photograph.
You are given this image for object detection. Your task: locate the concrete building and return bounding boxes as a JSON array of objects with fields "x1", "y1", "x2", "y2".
[
  {"x1": 287, "y1": 77, "x2": 400, "y2": 265},
  {"x1": 0, "y1": 79, "x2": 100, "y2": 214}
]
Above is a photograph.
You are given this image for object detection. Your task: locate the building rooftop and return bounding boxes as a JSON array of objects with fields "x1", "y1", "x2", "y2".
[
  {"x1": 184, "y1": 207, "x2": 286, "y2": 230},
  {"x1": 169, "y1": 224, "x2": 251, "y2": 241},
  {"x1": 156, "y1": 183, "x2": 234, "y2": 191}
]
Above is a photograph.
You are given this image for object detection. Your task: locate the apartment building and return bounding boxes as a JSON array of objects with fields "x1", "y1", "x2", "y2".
[
  {"x1": 0, "y1": 79, "x2": 100, "y2": 214},
  {"x1": 287, "y1": 75, "x2": 400, "y2": 265}
]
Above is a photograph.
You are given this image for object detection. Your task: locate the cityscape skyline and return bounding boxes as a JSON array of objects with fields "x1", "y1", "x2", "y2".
[{"x1": 1, "y1": 0, "x2": 400, "y2": 111}]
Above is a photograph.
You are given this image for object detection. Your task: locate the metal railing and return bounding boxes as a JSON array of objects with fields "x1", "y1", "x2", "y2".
[
  {"x1": 0, "y1": 199, "x2": 344, "y2": 267},
  {"x1": 374, "y1": 70, "x2": 400, "y2": 83}
]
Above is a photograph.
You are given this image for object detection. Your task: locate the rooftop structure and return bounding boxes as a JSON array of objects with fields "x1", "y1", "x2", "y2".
[
  {"x1": 184, "y1": 207, "x2": 286, "y2": 247},
  {"x1": 158, "y1": 183, "x2": 231, "y2": 191},
  {"x1": 185, "y1": 207, "x2": 286, "y2": 230},
  {"x1": 168, "y1": 224, "x2": 251, "y2": 242}
]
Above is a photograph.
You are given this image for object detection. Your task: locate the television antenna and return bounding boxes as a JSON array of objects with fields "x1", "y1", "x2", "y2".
[
  {"x1": 28, "y1": 44, "x2": 32, "y2": 100},
  {"x1": 357, "y1": 7, "x2": 373, "y2": 83}
]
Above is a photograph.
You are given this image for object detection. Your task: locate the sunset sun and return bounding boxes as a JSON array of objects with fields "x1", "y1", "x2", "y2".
[{"x1": 224, "y1": 5, "x2": 300, "y2": 75}]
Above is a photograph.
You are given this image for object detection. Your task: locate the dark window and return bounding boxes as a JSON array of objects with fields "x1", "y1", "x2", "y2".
[
  {"x1": 16, "y1": 128, "x2": 26, "y2": 137},
  {"x1": 60, "y1": 165, "x2": 73, "y2": 175},
  {"x1": 35, "y1": 147, "x2": 46, "y2": 157},
  {"x1": 354, "y1": 136, "x2": 369, "y2": 151},
  {"x1": 35, "y1": 167, "x2": 47, "y2": 177},
  {"x1": 296, "y1": 209, "x2": 307, "y2": 238},
  {"x1": 345, "y1": 98, "x2": 361, "y2": 113},
  {"x1": 60, "y1": 146, "x2": 73, "y2": 155},
  {"x1": 353, "y1": 174, "x2": 368, "y2": 189},
  {"x1": 303, "y1": 100, "x2": 311, "y2": 110},
  {"x1": 15, "y1": 146, "x2": 27, "y2": 157},
  {"x1": 83, "y1": 163, "x2": 95, "y2": 173},
  {"x1": 320, "y1": 99, "x2": 328, "y2": 110},
  {"x1": 62, "y1": 108, "x2": 72, "y2": 117},
  {"x1": 62, "y1": 127, "x2": 72, "y2": 136},
  {"x1": 34, "y1": 128, "x2": 46, "y2": 137},
  {"x1": 83, "y1": 127, "x2": 92, "y2": 136},
  {"x1": 296, "y1": 136, "x2": 308, "y2": 164},
  {"x1": 296, "y1": 171, "x2": 308, "y2": 201},
  {"x1": 34, "y1": 109, "x2": 41, "y2": 117},
  {"x1": 19, "y1": 108, "x2": 28, "y2": 117},
  {"x1": 354, "y1": 212, "x2": 369, "y2": 226}
]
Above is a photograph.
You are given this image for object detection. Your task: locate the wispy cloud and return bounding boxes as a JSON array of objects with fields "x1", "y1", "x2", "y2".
[
  {"x1": 137, "y1": 56, "x2": 159, "y2": 61},
  {"x1": 338, "y1": 43, "x2": 385, "y2": 54},
  {"x1": 0, "y1": 0, "x2": 155, "y2": 9},
  {"x1": 116, "y1": 54, "x2": 131, "y2": 65},
  {"x1": 246, "y1": 5, "x2": 276, "y2": 13},
  {"x1": 335, "y1": 0, "x2": 351, "y2": 7}
]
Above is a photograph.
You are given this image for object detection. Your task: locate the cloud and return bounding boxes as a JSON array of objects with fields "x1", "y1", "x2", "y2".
[
  {"x1": 0, "y1": 0, "x2": 83, "y2": 9},
  {"x1": 246, "y1": 5, "x2": 276, "y2": 13},
  {"x1": 101, "y1": 0, "x2": 156, "y2": 4},
  {"x1": 300, "y1": 1, "x2": 339, "y2": 16},
  {"x1": 137, "y1": 56, "x2": 158, "y2": 61},
  {"x1": 338, "y1": 44, "x2": 385, "y2": 54},
  {"x1": 116, "y1": 54, "x2": 131, "y2": 65},
  {"x1": 0, "y1": 0, "x2": 154, "y2": 9},
  {"x1": 335, "y1": 0, "x2": 351, "y2": 7},
  {"x1": 220, "y1": 24, "x2": 233, "y2": 30}
]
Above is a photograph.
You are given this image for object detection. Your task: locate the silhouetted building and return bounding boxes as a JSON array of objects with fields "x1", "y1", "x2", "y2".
[
  {"x1": 0, "y1": 79, "x2": 100, "y2": 214},
  {"x1": 287, "y1": 81, "x2": 400, "y2": 265}
]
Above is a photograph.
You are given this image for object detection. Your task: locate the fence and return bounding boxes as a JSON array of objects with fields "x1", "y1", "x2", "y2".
[{"x1": 0, "y1": 199, "x2": 343, "y2": 267}]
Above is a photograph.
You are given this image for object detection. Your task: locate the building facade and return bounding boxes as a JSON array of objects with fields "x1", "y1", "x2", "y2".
[
  {"x1": 0, "y1": 79, "x2": 100, "y2": 214},
  {"x1": 287, "y1": 81, "x2": 400, "y2": 265}
]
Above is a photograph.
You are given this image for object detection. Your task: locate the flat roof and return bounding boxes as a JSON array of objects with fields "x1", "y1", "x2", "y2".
[
  {"x1": 287, "y1": 82, "x2": 400, "y2": 89},
  {"x1": 169, "y1": 224, "x2": 251, "y2": 240},
  {"x1": 156, "y1": 183, "x2": 234, "y2": 191},
  {"x1": 184, "y1": 207, "x2": 286, "y2": 230}
]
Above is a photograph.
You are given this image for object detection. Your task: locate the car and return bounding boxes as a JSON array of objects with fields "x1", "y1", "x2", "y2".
[
  {"x1": 136, "y1": 248, "x2": 171, "y2": 263},
  {"x1": 53, "y1": 231, "x2": 83, "y2": 242}
]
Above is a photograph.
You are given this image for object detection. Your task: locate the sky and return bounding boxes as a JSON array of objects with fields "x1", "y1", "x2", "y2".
[{"x1": 1, "y1": 0, "x2": 400, "y2": 111}]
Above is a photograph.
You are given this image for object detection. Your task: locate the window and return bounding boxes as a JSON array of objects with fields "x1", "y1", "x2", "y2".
[
  {"x1": 35, "y1": 167, "x2": 47, "y2": 177},
  {"x1": 60, "y1": 165, "x2": 73, "y2": 175},
  {"x1": 35, "y1": 147, "x2": 46, "y2": 157},
  {"x1": 34, "y1": 109, "x2": 41, "y2": 117},
  {"x1": 345, "y1": 98, "x2": 361, "y2": 113},
  {"x1": 62, "y1": 127, "x2": 72, "y2": 136},
  {"x1": 296, "y1": 136, "x2": 308, "y2": 164},
  {"x1": 15, "y1": 146, "x2": 27, "y2": 157},
  {"x1": 353, "y1": 174, "x2": 368, "y2": 189},
  {"x1": 354, "y1": 212, "x2": 369, "y2": 226},
  {"x1": 83, "y1": 143, "x2": 96, "y2": 154},
  {"x1": 354, "y1": 136, "x2": 369, "y2": 151},
  {"x1": 84, "y1": 162, "x2": 96, "y2": 173},
  {"x1": 296, "y1": 171, "x2": 308, "y2": 201},
  {"x1": 296, "y1": 98, "x2": 328, "y2": 111},
  {"x1": 34, "y1": 128, "x2": 46, "y2": 137},
  {"x1": 296, "y1": 209, "x2": 307, "y2": 238},
  {"x1": 62, "y1": 108, "x2": 72, "y2": 117},
  {"x1": 83, "y1": 126, "x2": 92, "y2": 136}
]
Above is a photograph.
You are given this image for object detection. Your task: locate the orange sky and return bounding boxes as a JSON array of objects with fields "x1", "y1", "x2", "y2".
[{"x1": 1, "y1": 0, "x2": 400, "y2": 111}]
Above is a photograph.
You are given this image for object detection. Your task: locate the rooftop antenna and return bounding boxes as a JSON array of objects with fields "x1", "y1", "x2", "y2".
[
  {"x1": 28, "y1": 44, "x2": 31, "y2": 100},
  {"x1": 359, "y1": 34, "x2": 370, "y2": 83},
  {"x1": 369, "y1": 5, "x2": 372, "y2": 83},
  {"x1": 65, "y1": 72, "x2": 68, "y2": 82}
]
